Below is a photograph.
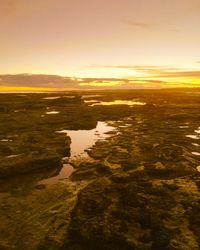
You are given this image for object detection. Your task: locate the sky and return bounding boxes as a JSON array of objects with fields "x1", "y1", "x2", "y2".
[{"x1": 0, "y1": 0, "x2": 200, "y2": 90}]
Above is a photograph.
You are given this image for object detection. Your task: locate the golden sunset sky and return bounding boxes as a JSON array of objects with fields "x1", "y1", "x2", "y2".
[{"x1": 0, "y1": 0, "x2": 200, "y2": 90}]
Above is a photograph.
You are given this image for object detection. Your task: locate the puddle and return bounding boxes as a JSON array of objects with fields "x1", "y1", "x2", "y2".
[
  {"x1": 195, "y1": 129, "x2": 200, "y2": 134},
  {"x1": 56, "y1": 122, "x2": 115, "y2": 158},
  {"x1": 43, "y1": 96, "x2": 61, "y2": 100},
  {"x1": 89, "y1": 100, "x2": 146, "y2": 106},
  {"x1": 186, "y1": 135, "x2": 199, "y2": 140},
  {"x1": 192, "y1": 143, "x2": 199, "y2": 147},
  {"x1": 119, "y1": 124, "x2": 132, "y2": 128},
  {"x1": 192, "y1": 152, "x2": 200, "y2": 156},
  {"x1": 38, "y1": 164, "x2": 74, "y2": 185},
  {"x1": 63, "y1": 95, "x2": 76, "y2": 98},
  {"x1": 179, "y1": 126, "x2": 189, "y2": 128},
  {"x1": 38, "y1": 122, "x2": 116, "y2": 185},
  {"x1": 6, "y1": 154, "x2": 22, "y2": 158},
  {"x1": 43, "y1": 96, "x2": 76, "y2": 100},
  {"x1": 46, "y1": 111, "x2": 60, "y2": 114},
  {"x1": 0, "y1": 139, "x2": 12, "y2": 142},
  {"x1": 197, "y1": 166, "x2": 200, "y2": 172},
  {"x1": 84, "y1": 100, "x2": 99, "y2": 103},
  {"x1": 81, "y1": 95, "x2": 103, "y2": 99}
]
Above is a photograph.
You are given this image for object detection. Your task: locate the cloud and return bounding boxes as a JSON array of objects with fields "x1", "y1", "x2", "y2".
[
  {"x1": 0, "y1": 74, "x2": 131, "y2": 90},
  {"x1": 0, "y1": 74, "x2": 79, "y2": 88},
  {"x1": 124, "y1": 20, "x2": 151, "y2": 29},
  {"x1": 93, "y1": 65, "x2": 200, "y2": 78},
  {"x1": 96, "y1": 65, "x2": 175, "y2": 70},
  {"x1": 0, "y1": 71, "x2": 199, "y2": 91},
  {"x1": 158, "y1": 71, "x2": 200, "y2": 78}
]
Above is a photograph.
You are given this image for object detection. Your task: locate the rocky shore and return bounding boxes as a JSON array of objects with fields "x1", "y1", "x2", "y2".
[{"x1": 0, "y1": 90, "x2": 200, "y2": 249}]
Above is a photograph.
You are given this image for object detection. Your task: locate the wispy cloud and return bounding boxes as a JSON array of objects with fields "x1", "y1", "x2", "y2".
[
  {"x1": 124, "y1": 20, "x2": 151, "y2": 29},
  {"x1": 0, "y1": 71, "x2": 199, "y2": 91},
  {"x1": 158, "y1": 71, "x2": 200, "y2": 78},
  {"x1": 93, "y1": 65, "x2": 200, "y2": 78},
  {"x1": 0, "y1": 74, "x2": 130, "y2": 90}
]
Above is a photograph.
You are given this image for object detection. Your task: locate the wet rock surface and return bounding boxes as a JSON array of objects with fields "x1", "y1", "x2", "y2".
[{"x1": 0, "y1": 89, "x2": 200, "y2": 249}]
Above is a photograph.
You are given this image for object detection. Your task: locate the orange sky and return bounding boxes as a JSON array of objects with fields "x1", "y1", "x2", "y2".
[{"x1": 0, "y1": 0, "x2": 200, "y2": 90}]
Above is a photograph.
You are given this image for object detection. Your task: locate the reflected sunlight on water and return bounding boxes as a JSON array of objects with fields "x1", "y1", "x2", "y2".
[
  {"x1": 39, "y1": 122, "x2": 115, "y2": 184},
  {"x1": 46, "y1": 111, "x2": 60, "y2": 114},
  {"x1": 186, "y1": 135, "x2": 199, "y2": 140},
  {"x1": 89, "y1": 100, "x2": 146, "y2": 106},
  {"x1": 56, "y1": 122, "x2": 115, "y2": 158}
]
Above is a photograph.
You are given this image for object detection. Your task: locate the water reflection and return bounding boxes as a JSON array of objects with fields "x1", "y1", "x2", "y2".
[
  {"x1": 81, "y1": 95, "x2": 103, "y2": 99},
  {"x1": 88, "y1": 100, "x2": 146, "y2": 106},
  {"x1": 46, "y1": 111, "x2": 60, "y2": 114},
  {"x1": 43, "y1": 96, "x2": 76, "y2": 100},
  {"x1": 43, "y1": 96, "x2": 61, "y2": 100},
  {"x1": 0, "y1": 139, "x2": 12, "y2": 142},
  {"x1": 38, "y1": 164, "x2": 73, "y2": 185},
  {"x1": 186, "y1": 135, "x2": 199, "y2": 140},
  {"x1": 56, "y1": 122, "x2": 115, "y2": 158},
  {"x1": 192, "y1": 152, "x2": 200, "y2": 156},
  {"x1": 39, "y1": 122, "x2": 115, "y2": 185}
]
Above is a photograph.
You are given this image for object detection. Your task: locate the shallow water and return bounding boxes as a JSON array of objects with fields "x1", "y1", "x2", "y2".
[
  {"x1": 192, "y1": 152, "x2": 200, "y2": 156},
  {"x1": 186, "y1": 135, "x2": 199, "y2": 140},
  {"x1": 6, "y1": 154, "x2": 22, "y2": 158},
  {"x1": 43, "y1": 96, "x2": 76, "y2": 100},
  {"x1": 39, "y1": 122, "x2": 115, "y2": 184},
  {"x1": 89, "y1": 100, "x2": 146, "y2": 106},
  {"x1": 46, "y1": 111, "x2": 60, "y2": 114},
  {"x1": 81, "y1": 95, "x2": 103, "y2": 99},
  {"x1": 0, "y1": 139, "x2": 12, "y2": 142},
  {"x1": 56, "y1": 121, "x2": 115, "y2": 158},
  {"x1": 38, "y1": 164, "x2": 74, "y2": 185},
  {"x1": 43, "y1": 96, "x2": 61, "y2": 100}
]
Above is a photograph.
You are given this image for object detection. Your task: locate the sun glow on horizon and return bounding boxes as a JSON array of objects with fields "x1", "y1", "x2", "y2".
[{"x1": 0, "y1": 86, "x2": 57, "y2": 92}]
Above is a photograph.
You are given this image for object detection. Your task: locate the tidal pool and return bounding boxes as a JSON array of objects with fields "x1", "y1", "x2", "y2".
[
  {"x1": 81, "y1": 95, "x2": 103, "y2": 99},
  {"x1": 46, "y1": 111, "x2": 60, "y2": 114},
  {"x1": 43, "y1": 96, "x2": 61, "y2": 100},
  {"x1": 186, "y1": 135, "x2": 199, "y2": 140},
  {"x1": 56, "y1": 121, "x2": 115, "y2": 158},
  {"x1": 38, "y1": 164, "x2": 74, "y2": 185},
  {"x1": 192, "y1": 152, "x2": 200, "y2": 156},
  {"x1": 89, "y1": 100, "x2": 146, "y2": 106},
  {"x1": 0, "y1": 139, "x2": 12, "y2": 142},
  {"x1": 43, "y1": 96, "x2": 76, "y2": 100},
  {"x1": 39, "y1": 122, "x2": 115, "y2": 185}
]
